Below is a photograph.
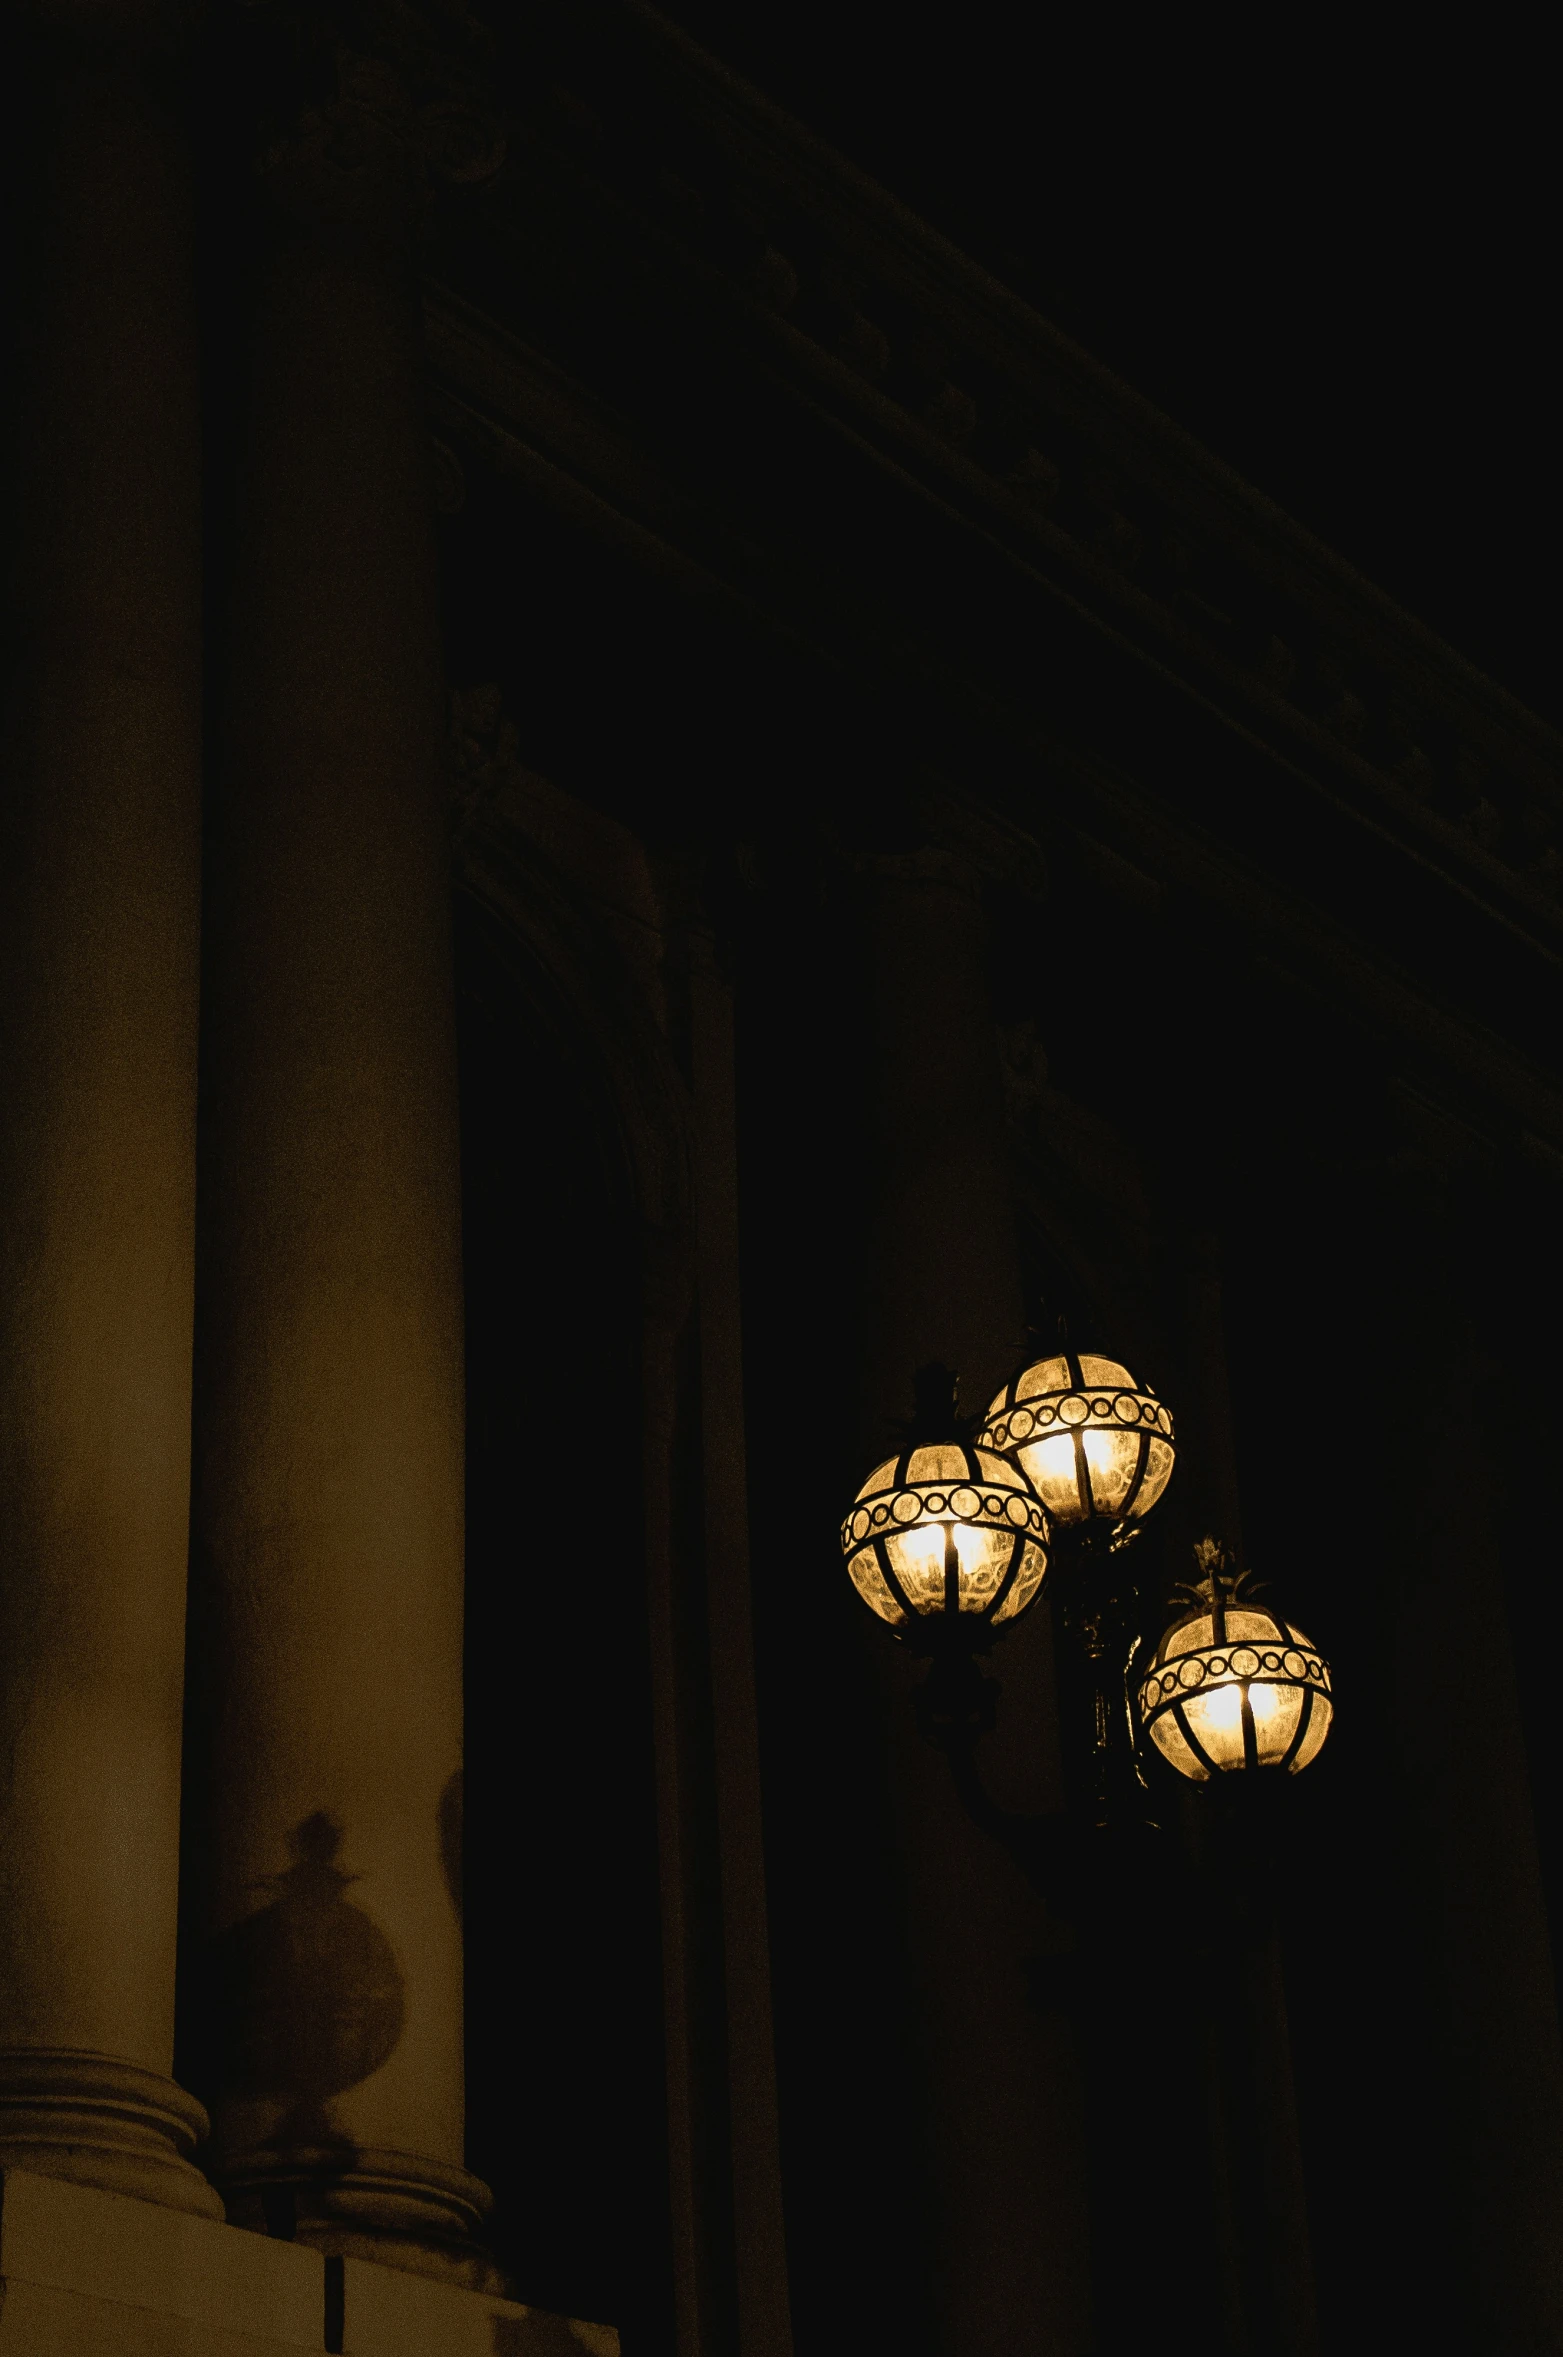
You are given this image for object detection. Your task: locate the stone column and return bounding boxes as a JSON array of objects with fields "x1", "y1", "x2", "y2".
[
  {"x1": 0, "y1": 6, "x2": 221, "y2": 2216},
  {"x1": 1379, "y1": 1179, "x2": 1563, "y2": 2347},
  {"x1": 184, "y1": 95, "x2": 487, "y2": 2281},
  {"x1": 854, "y1": 853, "x2": 1094, "y2": 2356}
]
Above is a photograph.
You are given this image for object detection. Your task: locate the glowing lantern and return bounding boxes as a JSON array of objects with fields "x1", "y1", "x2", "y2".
[
  {"x1": 980, "y1": 1349, "x2": 1174, "y2": 1529},
  {"x1": 1137, "y1": 1544, "x2": 1333, "y2": 1780},
  {"x1": 841, "y1": 1420, "x2": 1048, "y2": 1642}
]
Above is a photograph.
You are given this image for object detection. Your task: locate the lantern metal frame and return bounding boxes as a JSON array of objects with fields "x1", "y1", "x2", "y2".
[
  {"x1": 839, "y1": 1363, "x2": 1052, "y2": 1743},
  {"x1": 1135, "y1": 1545, "x2": 1333, "y2": 1781},
  {"x1": 843, "y1": 1342, "x2": 1333, "y2": 1892},
  {"x1": 974, "y1": 1332, "x2": 1176, "y2": 1829},
  {"x1": 980, "y1": 1348, "x2": 1174, "y2": 1529},
  {"x1": 839, "y1": 1434, "x2": 1049, "y2": 1649}
]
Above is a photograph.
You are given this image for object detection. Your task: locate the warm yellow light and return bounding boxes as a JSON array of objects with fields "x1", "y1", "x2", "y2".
[
  {"x1": 1137, "y1": 1576, "x2": 1332, "y2": 1780},
  {"x1": 893, "y1": 1520, "x2": 999, "y2": 1582},
  {"x1": 1199, "y1": 1683, "x2": 1244, "y2": 1733},
  {"x1": 981, "y1": 1352, "x2": 1174, "y2": 1527},
  {"x1": 841, "y1": 1442, "x2": 1049, "y2": 1636}
]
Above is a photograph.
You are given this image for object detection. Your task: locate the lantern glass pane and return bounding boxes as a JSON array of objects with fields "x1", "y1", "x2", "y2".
[
  {"x1": 990, "y1": 1356, "x2": 1173, "y2": 1526},
  {"x1": 1154, "y1": 1657, "x2": 1327, "y2": 1774},
  {"x1": 1149, "y1": 1713, "x2": 1206, "y2": 1780},
  {"x1": 972, "y1": 1444, "x2": 1030, "y2": 1490},
  {"x1": 1145, "y1": 1579, "x2": 1332, "y2": 1779},
  {"x1": 845, "y1": 1434, "x2": 1050, "y2": 1634},
  {"x1": 1291, "y1": 1695, "x2": 1333, "y2": 1772},
  {"x1": 1249, "y1": 1681, "x2": 1306, "y2": 1762},
  {"x1": 1016, "y1": 1432, "x2": 1087, "y2": 1519},
  {"x1": 992, "y1": 1539, "x2": 1047, "y2": 1623},
  {"x1": 848, "y1": 1547, "x2": 904, "y2": 1627},
  {"x1": 906, "y1": 1442, "x2": 970, "y2": 1484},
  {"x1": 883, "y1": 1520, "x2": 1022, "y2": 1614},
  {"x1": 1080, "y1": 1425, "x2": 1142, "y2": 1514},
  {"x1": 1179, "y1": 1682, "x2": 1249, "y2": 1770},
  {"x1": 1226, "y1": 1607, "x2": 1283, "y2": 1643},
  {"x1": 1137, "y1": 1437, "x2": 1175, "y2": 1514}
]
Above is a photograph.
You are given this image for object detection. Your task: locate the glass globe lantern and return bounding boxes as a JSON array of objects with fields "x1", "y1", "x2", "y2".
[
  {"x1": 1136, "y1": 1547, "x2": 1333, "y2": 1780},
  {"x1": 980, "y1": 1349, "x2": 1175, "y2": 1530},
  {"x1": 841, "y1": 1439, "x2": 1049, "y2": 1643}
]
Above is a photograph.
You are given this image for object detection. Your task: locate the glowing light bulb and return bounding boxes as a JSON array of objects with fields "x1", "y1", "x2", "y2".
[
  {"x1": 1137, "y1": 1561, "x2": 1334, "y2": 1781},
  {"x1": 840, "y1": 1441, "x2": 1050, "y2": 1635},
  {"x1": 897, "y1": 1524, "x2": 947, "y2": 1578},
  {"x1": 1249, "y1": 1682, "x2": 1281, "y2": 1729}
]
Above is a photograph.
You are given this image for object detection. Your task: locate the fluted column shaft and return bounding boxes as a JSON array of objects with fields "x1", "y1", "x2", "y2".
[
  {"x1": 186, "y1": 129, "x2": 486, "y2": 2280},
  {"x1": 0, "y1": 9, "x2": 220, "y2": 2216}
]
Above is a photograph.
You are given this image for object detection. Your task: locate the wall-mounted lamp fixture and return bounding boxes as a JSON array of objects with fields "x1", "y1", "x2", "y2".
[
  {"x1": 842, "y1": 1337, "x2": 1331, "y2": 1851},
  {"x1": 840, "y1": 1367, "x2": 1048, "y2": 1640}
]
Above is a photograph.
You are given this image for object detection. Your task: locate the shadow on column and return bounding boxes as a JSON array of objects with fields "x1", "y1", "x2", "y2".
[{"x1": 188, "y1": 1812, "x2": 405, "y2": 2172}]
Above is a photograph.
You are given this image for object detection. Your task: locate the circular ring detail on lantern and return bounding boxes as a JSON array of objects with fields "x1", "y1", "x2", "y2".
[
  {"x1": 1137, "y1": 1564, "x2": 1333, "y2": 1780},
  {"x1": 840, "y1": 1437, "x2": 1050, "y2": 1641},
  {"x1": 980, "y1": 1349, "x2": 1177, "y2": 1530}
]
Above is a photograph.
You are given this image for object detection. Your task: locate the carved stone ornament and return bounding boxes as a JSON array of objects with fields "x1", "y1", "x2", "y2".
[
  {"x1": 236, "y1": 0, "x2": 506, "y2": 228},
  {"x1": 447, "y1": 680, "x2": 519, "y2": 836}
]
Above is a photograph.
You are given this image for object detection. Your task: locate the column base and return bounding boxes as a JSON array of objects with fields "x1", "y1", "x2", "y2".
[
  {"x1": 219, "y1": 2143, "x2": 503, "y2": 2292},
  {"x1": 0, "y1": 2048, "x2": 225, "y2": 2219}
]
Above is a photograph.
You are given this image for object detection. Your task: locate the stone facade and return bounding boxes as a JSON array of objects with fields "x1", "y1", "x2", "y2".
[{"x1": 3, "y1": 4, "x2": 1562, "y2": 2355}]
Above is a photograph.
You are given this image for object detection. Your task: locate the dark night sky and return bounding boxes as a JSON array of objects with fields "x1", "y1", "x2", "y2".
[{"x1": 663, "y1": 4, "x2": 1561, "y2": 732}]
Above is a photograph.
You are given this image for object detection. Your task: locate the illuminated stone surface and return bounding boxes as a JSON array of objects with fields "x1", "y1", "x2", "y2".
[{"x1": 0, "y1": 2171, "x2": 617, "y2": 2356}]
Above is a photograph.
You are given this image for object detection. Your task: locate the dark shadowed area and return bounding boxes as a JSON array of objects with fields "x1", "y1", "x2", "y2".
[{"x1": 662, "y1": 3, "x2": 1560, "y2": 729}]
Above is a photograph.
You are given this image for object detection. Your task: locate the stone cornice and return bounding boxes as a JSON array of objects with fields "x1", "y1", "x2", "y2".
[
  {"x1": 613, "y1": 6, "x2": 1563, "y2": 874},
  {"x1": 434, "y1": 0, "x2": 1561, "y2": 962},
  {"x1": 417, "y1": 1, "x2": 1563, "y2": 1167}
]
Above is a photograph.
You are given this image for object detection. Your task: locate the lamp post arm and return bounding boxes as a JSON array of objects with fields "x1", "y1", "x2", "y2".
[
  {"x1": 913, "y1": 1522, "x2": 1160, "y2": 1903},
  {"x1": 937, "y1": 1717, "x2": 1076, "y2": 1899},
  {"x1": 1048, "y1": 1523, "x2": 1155, "y2": 1833}
]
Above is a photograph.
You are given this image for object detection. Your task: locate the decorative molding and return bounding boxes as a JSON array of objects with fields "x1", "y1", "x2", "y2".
[
  {"x1": 432, "y1": 0, "x2": 1561, "y2": 956},
  {"x1": 233, "y1": 0, "x2": 506, "y2": 227}
]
